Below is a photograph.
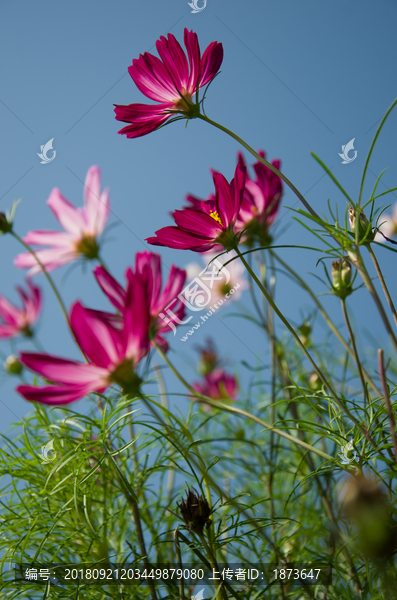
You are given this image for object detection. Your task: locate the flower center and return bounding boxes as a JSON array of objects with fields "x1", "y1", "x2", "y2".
[
  {"x1": 219, "y1": 283, "x2": 232, "y2": 296},
  {"x1": 75, "y1": 235, "x2": 99, "y2": 260},
  {"x1": 209, "y1": 210, "x2": 223, "y2": 226},
  {"x1": 171, "y1": 91, "x2": 200, "y2": 119},
  {"x1": 109, "y1": 360, "x2": 142, "y2": 395}
]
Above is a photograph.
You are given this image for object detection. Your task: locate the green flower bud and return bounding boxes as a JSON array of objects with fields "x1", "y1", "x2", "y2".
[
  {"x1": 348, "y1": 206, "x2": 375, "y2": 244},
  {"x1": 332, "y1": 258, "x2": 353, "y2": 299},
  {"x1": 298, "y1": 321, "x2": 312, "y2": 347},
  {"x1": 308, "y1": 372, "x2": 322, "y2": 392},
  {"x1": 4, "y1": 355, "x2": 23, "y2": 375}
]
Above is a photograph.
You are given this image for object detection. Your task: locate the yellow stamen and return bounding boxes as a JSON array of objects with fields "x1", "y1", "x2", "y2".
[{"x1": 209, "y1": 210, "x2": 223, "y2": 226}]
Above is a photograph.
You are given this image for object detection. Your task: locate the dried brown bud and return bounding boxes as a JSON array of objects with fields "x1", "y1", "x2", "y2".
[
  {"x1": 177, "y1": 487, "x2": 213, "y2": 535},
  {"x1": 342, "y1": 475, "x2": 397, "y2": 560}
]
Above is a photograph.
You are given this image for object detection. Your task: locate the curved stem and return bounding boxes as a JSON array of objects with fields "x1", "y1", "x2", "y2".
[
  {"x1": 235, "y1": 246, "x2": 380, "y2": 452},
  {"x1": 368, "y1": 245, "x2": 397, "y2": 329},
  {"x1": 154, "y1": 344, "x2": 336, "y2": 463},
  {"x1": 197, "y1": 113, "x2": 320, "y2": 219},
  {"x1": 341, "y1": 299, "x2": 368, "y2": 406},
  {"x1": 11, "y1": 232, "x2": 88, "y2": 361},
  {"x1": 352, "y1": 247, "x2": 397, "y2": 353},
  {"x1": 271, "y1": 250, "x2": 382, "y2": 396},
  {"x1": 12, "y1": 232, "x2": 69, "y2": 326}
]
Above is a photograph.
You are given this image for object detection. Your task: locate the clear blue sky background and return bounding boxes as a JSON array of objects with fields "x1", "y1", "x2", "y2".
[{"x1": 0, "y1": 0, "x2": 396, "y2": 433}]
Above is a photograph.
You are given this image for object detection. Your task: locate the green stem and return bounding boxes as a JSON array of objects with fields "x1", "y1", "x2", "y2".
[
  {"x1": 352, "y1": 247, "x2": 397, "y2": 353},
  {"x1": 154, "y1": 344, "x2": 336, "y2": 463},
  {"x1": 12, "y1": 232, "x2": 69, "y2": 328},
  {"x1": 378, "y1": 349, "x2": 397, "y2": 463},
  {"x1": 11, "y1": 231, "x2": 87, "y2": 360},
  {"x1": 368, "y1": 245, "x2": 397, "y2": 329},
  {"x1": 341, "y1": 299, "x2": 368, "y2": 406},
  {"x1": 198, "y1": 533, "x2": 227, "y2": 600},
  {"x1": 271, "y1": 250, "x2": 382, "y2": 396},
  {"x1": 197, "y1": 113, "x2": 320, "y2": 219},
  {"x1": 235, "y1": 247, "x2": 379, "y2": 452}
]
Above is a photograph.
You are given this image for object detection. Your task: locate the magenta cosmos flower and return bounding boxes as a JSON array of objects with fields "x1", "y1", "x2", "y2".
[
  {"x1": 0, "y1": 281, "x2": 41, "y2": 339},
  {"x1": 114, "y1": 28, "x2": 223, "y2": 139},
  {"x1": 94, "y1": 251, "x2": 186, "y2": 352},
  {"x1": 14, "y1": 166, "x2": 110, "y2": 276},
  {"x1": 236, "y1": 150, "x2": 283, "y2": 246},
  {"x1": 17, "y1": 272, "x2": 150, "y2": 405},
  {"x1": 193, "y1": 368, "x2": 238, "y2": 409},
  {"x1": 146, "y1": 164, "x2": 246, "y2": 253}
]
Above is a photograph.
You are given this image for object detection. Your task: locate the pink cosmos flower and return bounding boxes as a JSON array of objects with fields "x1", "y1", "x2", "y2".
[
  {"x1": 94, "y1": 251, "x2": 186, "y2": 352},
  {"x1": 114, "y1": 28, "x2": 223, "y2": 138},
  {"x1": 0, "y1": 281, "x2": 42, "y2": 339},
  {"x1": 236, "y1": 150, "x2": 283, "y2": 246},
  {"x1": 146, "y1": 164, "x2": 246, "y2": 253},
  {"x1": 14, "y1": 166, "x2": 110, "y2": 276},
  {"x1": 192, "y1": 368, "x2": 238, "y2": 409},
  {"x1": 17, "y1": 272, "x2": 150, "y2": 405}
]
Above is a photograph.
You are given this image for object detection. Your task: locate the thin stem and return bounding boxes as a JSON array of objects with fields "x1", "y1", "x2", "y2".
[
  {"x1": 341, "y1": 299, "x2": 368, "y2": 406},
  {"x1": 368, "y1": 245, "x2": 397, "y2": 329},
  {"x1": 12, "y1": 232, "x2": 69, "y2": 328},
  {"x1": 197, "y1": 114, "x2": 320, "y2": 219},
  {"x1": 235, "y1": 247, "x2": 380, "y2": 452},
  {"x1": 127, "y1": 495, "x2": 158, "y2": 600},
  {"x1": 198, "y1": 533, "x2": 227, "y2": 600},
  {"x1": 153, "y1": 364, "x2": 175, "y2": 505},
  {"x1": 154, "y1": 343, "x2": 336, "y2": 463},
  {"x1": 352, "y1": 248, "x2": 397, "y2": 353},
  {"x1": 173, "y1": 528, "x2": 185, "y2": 600},
  {"x1": 272, "y1": 250, "x2": 382, "y2": 396},
  {"x1": 11, "y1": 231, "x2": 88, "y2": 361},
  {"x1": 378, "y1": 349, "x2": 397, "y2": 462}
]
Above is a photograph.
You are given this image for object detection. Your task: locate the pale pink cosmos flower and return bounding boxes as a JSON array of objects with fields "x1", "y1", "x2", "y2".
[
  {"x1": 185, "y1": 251, "x2": 247, "y2": 305},
  {"x1": 94, "y1": 251, "x2": 187, "y2": 352},
  {"x1": 17, "y1": 271, "x2": 150, "y2": 405},
  {"x1": 0, "y1": 280, "x2": 41, "y2": 339},
  {"x1": 14, "y1": 166, "x2": 110, "y2": 276},
  {"x1": 375, "y1": 204, "x2": 397, "y2": 242}
]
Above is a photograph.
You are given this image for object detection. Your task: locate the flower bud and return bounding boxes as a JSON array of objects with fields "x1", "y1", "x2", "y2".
[
  {"x1": 332, "y1": 258, "x2": 353, "y2": 299},
  {"x1": 177, "y1": 487, "x2": 213, "y2": 535},
  {"x1": 0, "y1": 212, "x2": 12, "y2": 234},
  {"x1": 342, "y1": 475, "x2": 397, "y2": 560},
  {"x1": 348, "y1": 206, "x2": 375, "y2": 243},
  {"x1": 4, "y1": 355, "x2": 23, "y2": 375},
  {"x1": 308, "y1": 372, "x2": 322, "y2": 392},
  {"x1": 298, "y1": 322, "x2": 311, "y2": 347},
  {"x1": 197, "y1": 339, "x2": 219, "y2": 376}
]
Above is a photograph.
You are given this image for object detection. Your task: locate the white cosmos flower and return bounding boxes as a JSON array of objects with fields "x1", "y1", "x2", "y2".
[{"x1": 185, "y1": 251, "x2": 248, "y2": 304}]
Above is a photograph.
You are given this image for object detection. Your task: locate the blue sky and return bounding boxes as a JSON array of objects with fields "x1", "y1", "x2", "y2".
[{"x1": 0, "y1": 0, "x2": 396, "y2": 431}]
